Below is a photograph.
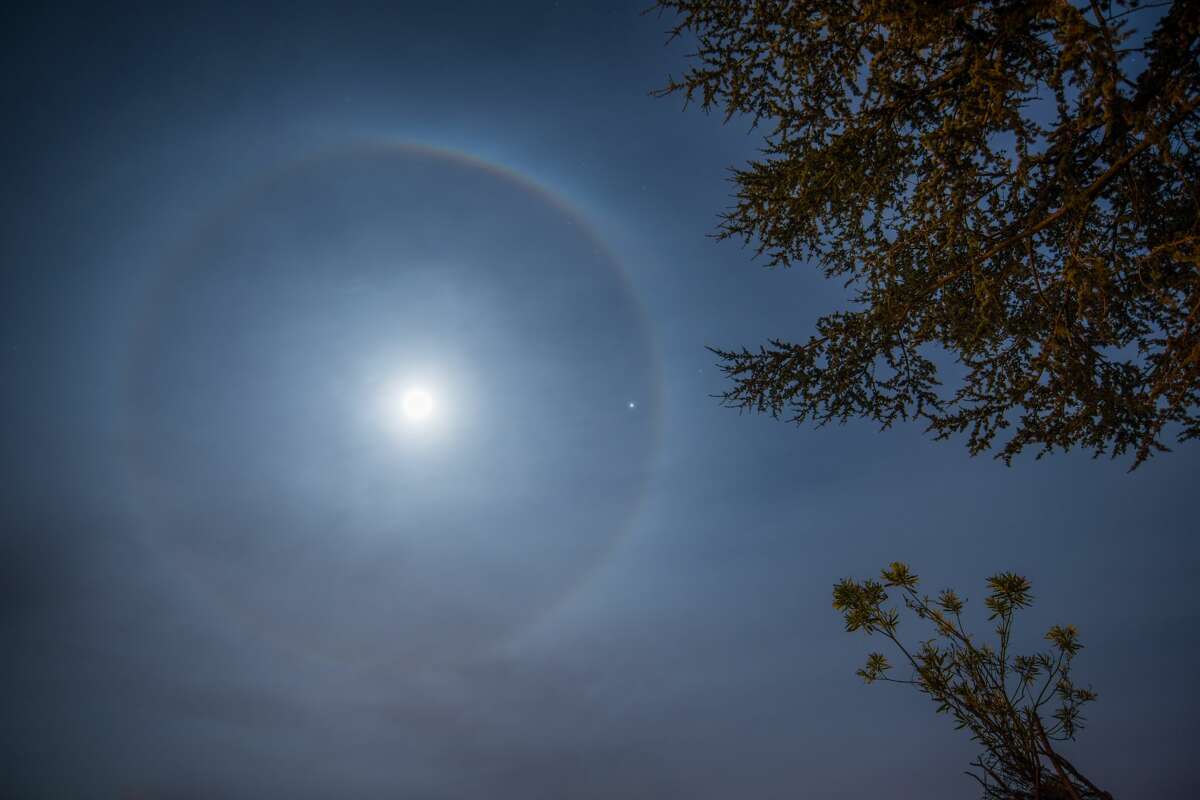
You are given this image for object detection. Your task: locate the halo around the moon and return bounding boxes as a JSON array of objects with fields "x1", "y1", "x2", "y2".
[{"x1": 123, "y1": 142, "x2": 661, "y2": 667}]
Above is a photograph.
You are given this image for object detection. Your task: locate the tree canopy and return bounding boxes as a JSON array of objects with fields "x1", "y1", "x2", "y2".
[
  {"x1": 834, "y1": 563, "x2": 1110, "y2": 799},
  {"x1": 655, "y1": 1, "x2": 1200, "y2": 467}
]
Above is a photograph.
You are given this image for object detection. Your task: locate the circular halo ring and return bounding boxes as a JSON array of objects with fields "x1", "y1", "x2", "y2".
[{"x1": 121, "y1": 139, "x2": 663, "y2": 668}]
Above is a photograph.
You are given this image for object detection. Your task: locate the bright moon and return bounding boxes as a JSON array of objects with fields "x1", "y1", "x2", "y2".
[
  {"x1": 401, "y1": 388, "x2": 435, "y2": 422},
  {"x1": 379, "y1": 379, "x2": 446, "y2": 434}
]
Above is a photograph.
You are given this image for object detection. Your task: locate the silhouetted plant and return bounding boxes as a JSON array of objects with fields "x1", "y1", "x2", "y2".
[
  {"x1": 833, "y1": 563, "x2": 1112, "y2": 799},
  {"x1": 654, "y1": 1, "x2": 1200, "y2": 467}
]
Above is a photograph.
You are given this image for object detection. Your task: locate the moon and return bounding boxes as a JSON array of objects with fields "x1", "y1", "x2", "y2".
[{"x1": 400, "y1": 387, "x2": 434, "y2": 422}]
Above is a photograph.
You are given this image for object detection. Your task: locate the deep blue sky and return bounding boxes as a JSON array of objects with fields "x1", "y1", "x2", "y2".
[{"x1": 2, "y1": 3, "x2": 1197, "y2": 798}]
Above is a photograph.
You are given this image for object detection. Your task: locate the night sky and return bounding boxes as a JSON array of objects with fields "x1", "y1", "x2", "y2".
[{"x1": 3, "y1": 3, "x2": 1198, "y2": 798}]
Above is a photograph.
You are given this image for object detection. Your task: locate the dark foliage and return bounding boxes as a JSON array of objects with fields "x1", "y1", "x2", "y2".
[
  {"x1": 655, "y1": 1, "x2": 1200, "y2": 467},
  {"x1": 834, "y1": 563, "x2": 1111, "y2": 799}
]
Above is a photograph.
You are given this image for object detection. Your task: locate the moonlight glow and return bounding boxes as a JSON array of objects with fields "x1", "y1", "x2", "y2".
[
  {"x1": 379, "y1": 381, "x2": 440, "y2": 431},
  {"x1": 400, "y1": 387, "x2": 435, "y2": 422}
]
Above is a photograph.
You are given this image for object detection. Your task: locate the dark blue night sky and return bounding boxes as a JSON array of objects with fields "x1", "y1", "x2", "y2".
[{"x1": 2, "y1": 3, "x2": 1197, "y2": 797}]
